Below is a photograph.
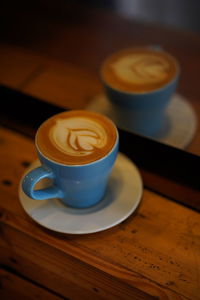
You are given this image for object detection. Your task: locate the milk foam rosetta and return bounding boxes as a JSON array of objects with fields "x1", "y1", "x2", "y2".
[
  {"x1": 102, "y1": 48, "x2": 178, "y2": 93},
  {"x1": 36, "y1": 110, "x2": 117, "y2": 165},
  {"x1": 111, "y1": 54, "x2": 170, "y2": 85},
  {"x1": 49, "y1": 117, "x2": 107, "y2": 157}
]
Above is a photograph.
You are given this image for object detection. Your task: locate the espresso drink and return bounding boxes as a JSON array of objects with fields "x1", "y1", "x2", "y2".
[
  {"x1": 36, "y1": 110, "x2": 117, "y2": 165},
  {"x1": 101, "y1": 48, "x2": 178, "y2": 93}
]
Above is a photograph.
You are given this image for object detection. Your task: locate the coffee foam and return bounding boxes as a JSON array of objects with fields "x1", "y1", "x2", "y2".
[
  {"x1": 36, "y1": 110, "x2": 117, "y2": 165},
  {"x1": 101, "y1": 48, "x2": 178, "y2": 93},
  {"x1": 111, "y1": 54, "x2": 170, "y2": 84},
  {"x1": 50, "y1": 117, "x2": 107, "y2": 157}
]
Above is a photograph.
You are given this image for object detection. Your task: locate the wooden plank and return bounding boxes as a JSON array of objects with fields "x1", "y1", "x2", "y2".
[
  {"x1": 0, "y1": 221, "x2": 150, "y2": 300},
  {"x1": 0, "y1": 43, "x2": 102, "y2": 110},
  {"x1": 0, "y1": 268, "x2": 64, "y2": 300},
  {"x1": 22, "y1": 62, "x2": 102, "y2": 109},
  {"x1": 0, "y1": 44, "x2": 42, "y2": 88},
  {"x1": 0, "y1": 126, "x2": 200, "y2": 299}
]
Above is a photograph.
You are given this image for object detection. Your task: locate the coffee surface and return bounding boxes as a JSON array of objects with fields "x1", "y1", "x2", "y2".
[
  {"x1": 36, "y1": 110, "x2": 117, "y2": 165},
  {"x1": 101, "y1": 48, "x2": 178, "y2": 93}
]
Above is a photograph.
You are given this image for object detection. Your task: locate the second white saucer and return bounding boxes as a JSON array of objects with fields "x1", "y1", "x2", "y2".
[
  {"x1": 19, "y1": 153, "x2": 143, "y2": 234},
  {"x1": 87, "y1": 93, "x2": 197, "y2": 149}
]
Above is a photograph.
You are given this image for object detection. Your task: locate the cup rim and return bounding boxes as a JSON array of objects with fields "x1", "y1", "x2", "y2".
[
  {"x1": 36, "y1": 133, "x2": 119, "y2": 167},
  {"x1": 100, "y1": 47, "x2": 180, "y2": 95},
  {"x1": 35, "y1": 111, "x2": 119, "y2": 167}
]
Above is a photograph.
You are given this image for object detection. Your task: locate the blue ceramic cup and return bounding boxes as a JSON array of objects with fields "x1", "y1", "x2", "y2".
[
  {"x1": 101, "y1": 47, "x2": 180, "y2": 136},
  {"x1": 22, "y1": 111, "x2": 119, "y2": 208}
]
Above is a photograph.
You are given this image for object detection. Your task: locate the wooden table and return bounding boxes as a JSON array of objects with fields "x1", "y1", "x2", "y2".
[{"x1": 0, "y1": 5, "x2": 200, "y2": 300}]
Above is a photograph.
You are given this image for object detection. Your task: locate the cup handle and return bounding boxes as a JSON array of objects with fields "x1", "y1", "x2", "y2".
[{"x1": 22, "y1": 166, "x2": 63, "y2": 200}]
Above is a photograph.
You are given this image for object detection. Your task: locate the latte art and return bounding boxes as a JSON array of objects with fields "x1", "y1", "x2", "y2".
[
  {"x1": 36, "y1": 110, "x2": 117, "y2": 165},
  {"x1": 101, "y1": 48, "x2": 178, "y2": 93},
  {"x1": 50, "y1": 118, "x2": 107, "y2": 157},
  {"x1": 111, "y1": 54, "x2": 170, "y2": 85}
]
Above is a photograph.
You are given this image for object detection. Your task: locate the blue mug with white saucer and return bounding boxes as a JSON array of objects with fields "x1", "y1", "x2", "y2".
[
  {"x1": 101, "y1": 47, "x2": 180, "y2": 136},
  {"x1": 22, "y1": 110, "x2": 119, "y2": 208}
]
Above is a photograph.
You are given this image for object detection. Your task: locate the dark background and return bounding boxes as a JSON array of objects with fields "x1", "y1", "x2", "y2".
[{"x1": 1, "y1": 0, "x2": 200, "y2": 35}]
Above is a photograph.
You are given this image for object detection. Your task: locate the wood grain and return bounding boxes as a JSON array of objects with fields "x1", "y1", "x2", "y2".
[
  {"x1": 0, "y1": 44, "x2": 42, "y2": 88},
  {"x1": 0, "y1": 126, "x2": 199, "y2": 299},
  {"x1": 0, "y1": 44, "x2": 102, "y2": 109},
  {"x1": 22, "y1": 62, "x2": 102, "y2": 109},
  {"x1": 0, "y1": 268, "x2": 63, "y2": 300}
]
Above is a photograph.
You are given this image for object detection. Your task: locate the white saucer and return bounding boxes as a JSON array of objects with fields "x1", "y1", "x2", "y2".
[
  {"x1": 87, "y1": 93, "x2": 197, "y2": 149},
  {"x1": 19, "y1": 153, "x2": 143, "y2": 234}
]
